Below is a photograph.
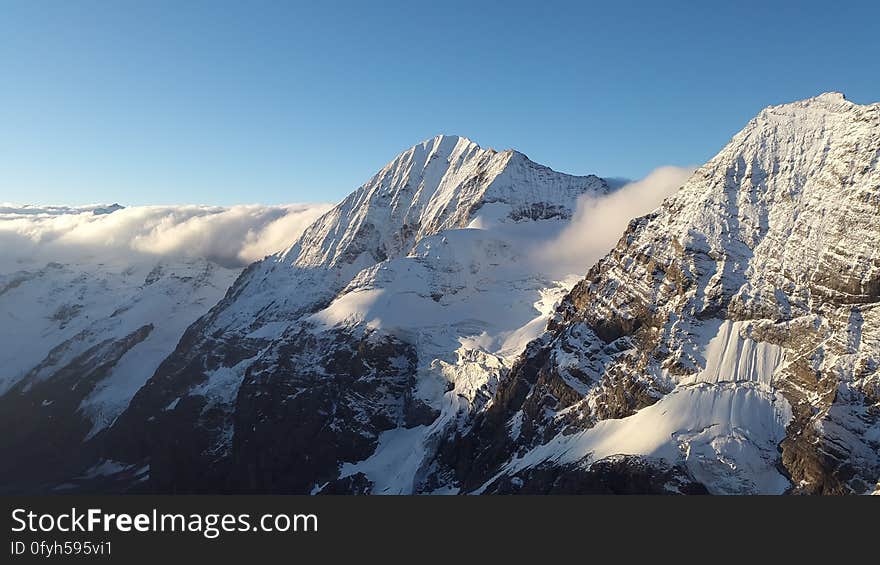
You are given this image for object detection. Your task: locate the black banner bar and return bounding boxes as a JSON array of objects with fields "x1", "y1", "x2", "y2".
[{"x1": 2, "y1": 495, "x2": 876, "y2": 563}]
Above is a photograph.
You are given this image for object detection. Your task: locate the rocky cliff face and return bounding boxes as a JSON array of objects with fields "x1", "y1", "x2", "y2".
[{"x1": 446, "y1": 93, "x2": 880, "y2": 494}]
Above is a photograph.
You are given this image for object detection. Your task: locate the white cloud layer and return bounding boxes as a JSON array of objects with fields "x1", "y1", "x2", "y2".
[
  {"x1": 1, "y1": 167, "x2": 692, "y2": 277},
  {"x1": 534, "y1": 166, "x2": 696, "y2": 278},
  {"x1": 0, "y1": 202, "x2": 333, "y2": 271}
]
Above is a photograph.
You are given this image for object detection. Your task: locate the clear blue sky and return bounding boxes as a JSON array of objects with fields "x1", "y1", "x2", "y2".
[{"x1": 1, "y1": 1, "x2": 877, "y2": 206}]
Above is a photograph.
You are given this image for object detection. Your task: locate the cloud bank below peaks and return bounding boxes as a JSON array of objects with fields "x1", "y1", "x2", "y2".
[
  {"x1": 533, "y1": 166, "x2": 697, "y2": 278},
  {"x1": 0, "y1": 203, "x2": 334, "y2": 271}
]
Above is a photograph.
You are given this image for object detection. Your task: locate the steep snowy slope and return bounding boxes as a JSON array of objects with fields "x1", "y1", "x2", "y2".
[
  {"x1": 98, "y1": 135, "x2": 609, "y2": 493},
  {"x1": 0, "y1": 257, "x2": 238, "y2": 492},
  {"x1": 0, "y1": 258, "x2": 237, "y2": 417},
  {"x1": 449, "y1": 93, "x2": 880, "y2": 495},
  {"x1": 0, "y1": 203, "x2": 327, "y2": 493}
]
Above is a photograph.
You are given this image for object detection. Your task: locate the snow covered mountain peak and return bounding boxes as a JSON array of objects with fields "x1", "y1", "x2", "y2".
[
  {"x1": 208, "y1": 133, "x2": 611, "y2": 334},
  {"x1": 277, "y1": 134, "x2": 608, "y2": 273},
  {"x1": 747, "y1": 91, "x2": 876, "y2": 140},
  {"x1": 409, "y1": 133, "x2": 481, "y2": 154},
  {"x1": 791, "y1": 91, "x2": 847, "y2": 105},
  {"x1": 751, "y1": 92, "x2": 877, "y2": 121},
  {"x1": 646, "y1": 91, "x2": 880, "y2": 313},
  {"x1": 813, "y1": 90, "x2": 846, "y2": 100}
]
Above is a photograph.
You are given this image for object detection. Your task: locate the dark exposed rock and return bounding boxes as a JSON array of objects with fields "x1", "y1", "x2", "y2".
[
  {"x1": 482, "y1": 455, "x2": 708, "y2": 495},
  {"x1": 0, "y1": 325, "x2": 153, "y2": 494},
  {"x1": 316, "y1": 472, "x2": 373, "y2": 495},
  {"x1": 229, "y1": 328, "x2": 422, "y2": 493}
]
